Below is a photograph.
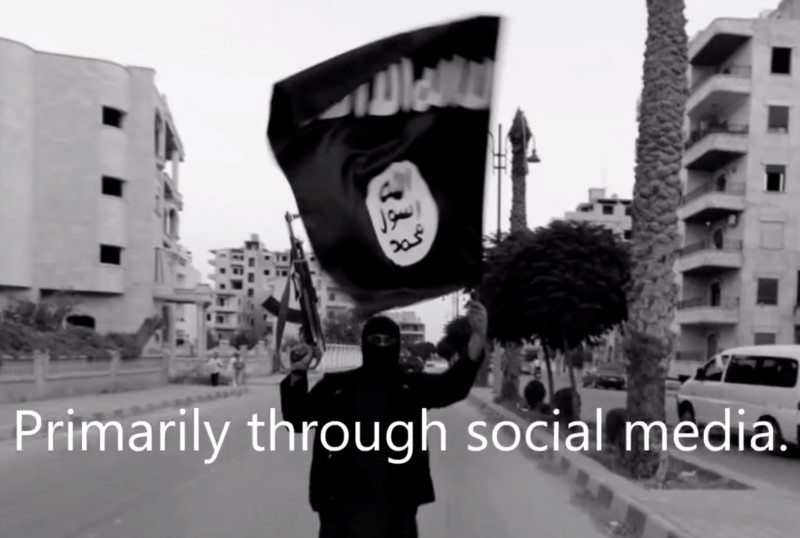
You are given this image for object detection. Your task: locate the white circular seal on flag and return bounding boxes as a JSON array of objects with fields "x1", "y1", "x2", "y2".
[{"x1": 365, "y1": 161, "x2": 439, "y2": 267}]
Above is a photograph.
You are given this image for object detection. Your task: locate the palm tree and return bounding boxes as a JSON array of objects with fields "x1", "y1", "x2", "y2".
[
  {"x1": 508, "y1": 108, "x2": 532, "y2": 233},
  {"x1": 624, "y1": 0, "x2": 687, "y2": 478},
  {"x1": 495, "y1": 109, "x2": 533, "y2": 404}
]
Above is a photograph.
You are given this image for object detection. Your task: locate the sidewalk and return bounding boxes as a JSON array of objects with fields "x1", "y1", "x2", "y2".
[
  {"x1": 0, "y1": 384, "x2": 249, "y2": 443},
  {"x1": 469, "y1": 387, "x2": 800, "y2": 538}
]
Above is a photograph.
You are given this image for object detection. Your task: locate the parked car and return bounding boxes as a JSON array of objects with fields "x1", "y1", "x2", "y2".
[
  {"x1": 582, "y1": 362, "x2": 626, "y2": 390},
  {"x1": 676, "y1": 345, "x2": 800, "y2": 450}
]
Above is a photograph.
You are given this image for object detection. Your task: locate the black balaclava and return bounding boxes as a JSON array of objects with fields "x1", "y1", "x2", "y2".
[{"x1": 361, "y1": 316, "x2": 401, "y2": 377}]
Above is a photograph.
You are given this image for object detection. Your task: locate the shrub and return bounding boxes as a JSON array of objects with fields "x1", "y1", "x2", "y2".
[
  {"x1": 604, "y1": 408, "x2": 629, "y2": 450},
  {"x1": 523, "y1": 380, "x2": 546, "y2": 409},
  {"x1": 552, "y1": 387, "x2": 581, "y2": 424}
]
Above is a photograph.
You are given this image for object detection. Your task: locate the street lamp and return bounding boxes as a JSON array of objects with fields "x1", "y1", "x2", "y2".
[{"x1": 487, "y1": 123, "x2": 541, "y2": 239}]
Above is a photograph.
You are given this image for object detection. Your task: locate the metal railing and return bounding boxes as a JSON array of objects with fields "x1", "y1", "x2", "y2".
[
  {"x1": 677, "y1": 296, "x2": 740, "y2": 310},
  {"x1": 691, "y1": 65, "x2": 752, "y2": 92},
  {"x1": 682, "y1": 182, "x2": 746, "y2": 205},
  {"x1": 677, "y1": 239, "x2": 742, "y2": 257},
  {"x1": 685, "y1": 123, "x2": 749, "y2": 150}
]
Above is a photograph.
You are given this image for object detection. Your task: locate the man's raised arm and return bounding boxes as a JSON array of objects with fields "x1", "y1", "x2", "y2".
[{"x1": 279, "y1": 345, "x2": 325, "y2": 430}]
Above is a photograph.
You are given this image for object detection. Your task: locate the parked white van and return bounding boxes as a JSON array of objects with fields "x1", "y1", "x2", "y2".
[{"x1": 676, "y1": 345, "x2": 800, "y2": 450}]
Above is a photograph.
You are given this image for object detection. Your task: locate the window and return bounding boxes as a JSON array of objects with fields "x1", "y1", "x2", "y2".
[
  {"x1": 602, "y1": 205, "x2": 614, "y2": 215},
  {"x1": 758, "y1": 357, "x2": 798, "y2": 388},
  {"x1": 768, "y1": 106, "x2": 789, "y2": 132},
  {"x1": 247, "y1": 289, "x2": 254, "y2": 297},
  {"x1": 764, "y1": 165, "x2": 785, "y2": 192},
  {"x1": 760, "y1": 222, "x2": 784, "y2": 249},
  {"x1": 700, "y1": 357, "x2": 725, "y2": 381},
  {"x1": 248, "y1": 258, "x2": 255, "y2": 267},
  {"x1": 280, "y1": 270, "x2": 288, "y2": 277},
  {"x1": 797, "y1": 271, "x2": 800, "y2": 305},
  {"x1": 206, "y1": 313, "x2": 211, "y2": 322},
  {"x1": 754, "y1": 332, "x2": 777, "y2": 345},
  {"x1": 232, "y1": 280, "x2": 243, "y2": 291},
  {"x1": 216, "y1": 315, "x2": 224, "y2": 324},
  {"x1": 101, "y1": 176, "x2": 123, "y2": 197},
  {"x1": 102, "y1": 107, "x2": 125, "y2": 128},
  {"x1": 625, "y1": 206, "x2": 632, "y2": 216},
  {"x1": 623, "y1": 230, "x2": 632, "y2": 240},
  {"x1": 329, "y1": 292, "x2": 336, "y2": 301},
  {"x1": 264, "y1": 269, "x2": 271, "y2": 276},
  {"x1": 220, "y1": 268, "x2": 226, "y2": 274},
  {"x1": 220, "y1": 284, "x2": 226, "y2": 290},
  {"x1": 248, "y1": 273, "x2": 254, "y2": 283},
  {"x1": 757, "y1": 278, "x2": 779, "y2": 305},
  {"x1": 99, "y1": 244, "x2": 122, "y2": 265},
  {"x1": 216, "y1": 298, "x2": 224, "y2": 307},
  {"x1": 771, "y1": 47, "x2": 792, "y2": 74}
]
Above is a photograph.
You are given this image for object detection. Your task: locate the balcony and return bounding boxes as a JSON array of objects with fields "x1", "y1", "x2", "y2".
[
  {"x1": 678, "y1": 182, "x2": 745, "y2": 223},
  {"x1": 689, "y1": 19, "x2": 753, "y2": 66},
  {"x1": 675, "y1": 297, "x2": 740, "y2": 325},
  {"x1": 684, "y1": 124, "x2": 748, "y2": 171},
  {"x1": 676, "y1": 239, "x2": 743, "y2": 275},
  {"x1": 688, "y1": 66, "x2": 751, "y2": 116}
]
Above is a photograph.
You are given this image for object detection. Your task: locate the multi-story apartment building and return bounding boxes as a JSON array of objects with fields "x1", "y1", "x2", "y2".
[
  {"x1": 563, "y1": 187, "x2": 633, "y2": 240},
  {"x1": 675, "y1": 0, "x2": 800, "y2": 362},
  {"x1": 385, "y1": 311, "x2": 426, "y2": 346},
  {"x1": 207, "y1": 234, "x2": 354, "y2": 342},
  {"x1": 0, "y1": 38, "x2": 211, "y2": 352}
]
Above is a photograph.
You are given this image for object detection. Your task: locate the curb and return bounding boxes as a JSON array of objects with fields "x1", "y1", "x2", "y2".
[
  {"x1": 467, "y1": 393, "x2": 694, "y2": 538},
  {"x1": 2, "y1": 386, "x2": 249, "y2": 443}
]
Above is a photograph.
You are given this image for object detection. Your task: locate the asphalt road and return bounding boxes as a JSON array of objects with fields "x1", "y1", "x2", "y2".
[
  {"x1": 0, "y1": 384, "x2": 611, "y2": 538},
  {"x1": 521, "y1": 372, "x2": 800, "y2": 496}
]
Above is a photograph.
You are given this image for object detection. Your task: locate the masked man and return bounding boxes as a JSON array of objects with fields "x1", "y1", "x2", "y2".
[{"x1": 280, "y1": 301, "x2": 488, "y2": 538}]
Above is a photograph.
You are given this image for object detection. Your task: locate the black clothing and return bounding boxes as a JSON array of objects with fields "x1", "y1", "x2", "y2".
[
  {"x1": 280, "y1": 354, "x2": 483, "y2": 514},
  {"x1": 210, "y1": 373, "x2": 220, "y2": 387},
  {"x1": 318, "y1": 504, "x2": 418, "y2": 538}
]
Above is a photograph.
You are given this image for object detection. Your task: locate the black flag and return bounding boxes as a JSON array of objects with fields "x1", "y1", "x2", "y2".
[{"x1": 267, "y1": 15, "x2": 502, "y2": 315}]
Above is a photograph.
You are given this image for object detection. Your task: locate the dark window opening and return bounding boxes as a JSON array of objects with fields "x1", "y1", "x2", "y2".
[
  {"x1": 247, "y1": 289, "x2": 254, "y2": 297},
  {"x1": 248, "y1": 273, "x2": 254, "y2": 283},
  {"x1": 765, "y1": 165, "x2": 786, "y2": 192},
  {"x1": 602, "y1": 205, "x2": 614, "y2": 215},
  {"x1": 220, "y1": 268, "x2": 226, "y2": 274},
  {"x1": 623, "y1": 230, "x2": 632, "y2": 240},
  {"x1": 66, "y1": 315, "x2": 96, "y2": 329},
  {"x1": 754, "y1": 333, "x2": 777, "y2": 346},
  {"x1": 231, "y1": 280, "x2": 243, "y2": 291},
  {"x1": 263, "y1": 269, "x2": 271, "y2": 276},
  {"x1": 100, "y1": 244, "x2": 122, "y2": 265},
  {"x1": 757, "y1": 278, "x2": 779, "y2": 306},
  {"x1": 248, "y1": 258, "x2": 255, "y2": 267},
  {"x1": 768, "y1": 105, "x2": 790, "y2": 132},
  {"x1": 101, "y1": 176, "x2": 124, "y2": 197},
  {"x1": 102, "y1": 107, "x2": 126, "y2": 128},
  {"x1": 797, "y1": 271, "x2": 800, "y2": 305},
  {"x1": 625, "y1": 206, "x2": 632, "y2": 216},
  {"x1": 771, "y1": 47, "x2": 792, "y2": 74}
]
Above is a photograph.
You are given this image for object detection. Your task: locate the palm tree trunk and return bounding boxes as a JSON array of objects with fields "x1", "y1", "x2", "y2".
[
  {"x1": 624, "y1": 0, "x2": 687, "y2": 479},
  {"x1": 508, "y1": 109, "x2": 530, "y2": 234}
]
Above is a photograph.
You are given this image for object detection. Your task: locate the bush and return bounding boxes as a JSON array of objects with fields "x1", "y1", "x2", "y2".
[
  {"x1": 523, "y1": 380, "x2": 546, "y2": 408},
  {"x1": 552, "y1": 387, "x2": 580, "y2": 424},
  {"x1": 604, "y1": 408, "x2": 628, "y2": 450}
]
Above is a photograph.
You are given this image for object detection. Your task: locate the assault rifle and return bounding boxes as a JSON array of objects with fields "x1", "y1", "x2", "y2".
[{"x1": 262, "y1": 212, "x2": 326, "y2": 371}]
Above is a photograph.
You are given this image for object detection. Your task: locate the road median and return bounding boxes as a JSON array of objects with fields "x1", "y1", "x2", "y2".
[
  {"x1": 0, "y1": 384, "x2": 249, "y2": 443},
  {"x1": 468, "y1": 388, "x2": 800, "y2": 538}
]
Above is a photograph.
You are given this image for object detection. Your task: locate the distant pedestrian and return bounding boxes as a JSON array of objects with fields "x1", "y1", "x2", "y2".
[
  {"x1": 207, "y1": 353, "x2": 223, "y2": 387},
  {"x1": 231, "y1": 351, "x2": 246, "y2": 387}
]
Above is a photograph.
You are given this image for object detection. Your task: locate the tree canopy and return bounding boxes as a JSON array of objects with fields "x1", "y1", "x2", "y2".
[{"x1": 481, "y1": 220, "x2": 631, "y2": 352}]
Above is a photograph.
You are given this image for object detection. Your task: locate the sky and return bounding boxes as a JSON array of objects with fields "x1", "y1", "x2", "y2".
[{"x1": 0, "y1": 0, "x2": 776, "y2": 343}]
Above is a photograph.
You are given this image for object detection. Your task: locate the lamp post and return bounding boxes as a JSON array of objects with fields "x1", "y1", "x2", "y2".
[{"x1": 488, "y1": 123, "x2": 540, "y2": 239}]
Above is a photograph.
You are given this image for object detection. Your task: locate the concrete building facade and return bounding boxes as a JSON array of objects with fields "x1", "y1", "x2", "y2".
[
  {"x1": 385, "y1": 311, "x2": 427, "y2": 346},
  {"x1": 207, "y1": 234, "x2": 354, "y2": 342},
  {"x1": 0, "y1": 38, "x2": 211, "y2": 352},
  {"x1": 675, "y1": 0, "x2": 800, "y2": 362},
  {"x1": 563, "y1": 187, "x2": 632, "y2": 239}
]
